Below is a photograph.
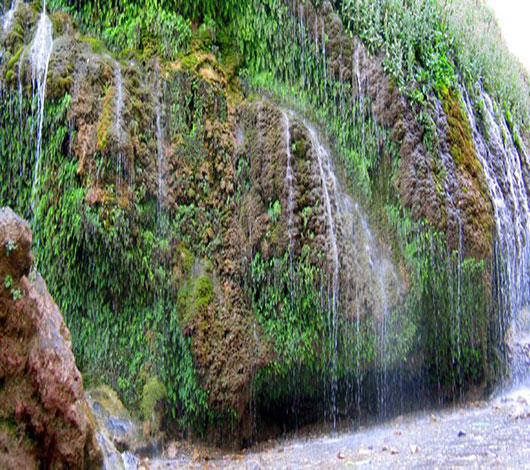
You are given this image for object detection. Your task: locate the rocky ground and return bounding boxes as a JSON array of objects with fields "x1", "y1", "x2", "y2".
[{"x1": 145, "y1": 387, "x2": 530, "y2": 470}]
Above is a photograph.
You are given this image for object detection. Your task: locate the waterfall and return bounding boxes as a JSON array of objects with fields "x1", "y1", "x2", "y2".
[
  {"x1": 462, "y1": 86, "x2": 530, "y2": 387},
  {"x1": 155, "y1": 73, "x2": 165, "y2": 233},
  {"x1": 355, "y1": 288, "x2": 362, "y2": 419},
  {"x1": 321, "y1": 18, "x2": 327, "y2": 105},
  {"x1": 306, "y1": 122, "x2": 340, "y2": 428},
  {"x1": 354, "y1": 44, "x2": 363, "y2": 114},
  {"x1": 95, "y1": 432, "x2": 139, "y2": 470},
  {"x1": 282, "y1": 110, "x2": 295, "y2": 262},
  {"x1": 302, "y1": 117, "x2": 401, "y2": 425},
  {"x1": 434, "y1": 96, "x2": 466, "y2": 395},
  {"x1": 338, "y1": 41, "x2": 345, "y2": 119},
  {"x1": 115, "y1": 62, "x2": 124, "y2": 187},
  {"x1": 2, "y1": 1, "x2": 14, "y2": 32},
  {"x1": 354, "y1": 205, "x2": 400, "y2": 417},
  {"x1": 29, "y1": 0, "x2": 53, "y2": 209},
  {"x1": 358, "y1": 210, "x2": 389, "y2": 416},
  {"x1": 298, "y1": 3, "x2": 305, "y2": 88}
]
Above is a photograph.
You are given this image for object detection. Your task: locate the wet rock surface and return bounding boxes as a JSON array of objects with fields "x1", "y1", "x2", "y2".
[
  {"x1": 288, "y1": 0, "x2": 494, "y2": 256},
  {"x1": 0, "y1": 207, "x2": 102, "y2": 469},
  {"x1": 86, "y1": 385, "x2": 154, "y2": 470},
  {"x1": 149, "y1": 391, "x2": 530, "y2": 469}
]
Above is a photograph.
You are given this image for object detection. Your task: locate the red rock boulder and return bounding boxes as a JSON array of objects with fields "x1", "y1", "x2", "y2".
[{"x1": 0, "y1": 207, "x2": 102, "y2": 469}]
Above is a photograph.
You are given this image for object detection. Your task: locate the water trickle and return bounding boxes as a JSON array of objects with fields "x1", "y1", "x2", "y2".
[
  {"x1": 115, "y1": 62, "x2": 124, "y2": 187},
  {"x1": 321, "y1": 18, "x2": 327, "y2": 104},
  {"x1": 155, "y1": 71, "x2": 165, "y2": 233},
  {"x1": 95, "y1": 432, "x2": 139, "y2": 470},
  {"x1": 355, "y1": 289, "x2": 362, "y2": 420},
  {"x1": 29, "y1": 0, "x2": 53, "y2": 209},
  {"x1": 302, "y1": 116, "x2": 401, "y2": 425},
  {"x1": 462, "y1": 86, "x2": 530, "y2": 387},
  {"x1": 354, "y1": 45, "x2": 363, "y2": 113},
  {"x1": 306, "y1": 122, "x2": 340, "y2": 429},
  {"x1": 282, "y1": 111, "x2": 295, "y2": 263},
  {"x1": 356, "y1": 205, "x2": 398, "y2": 417},
  {"x1": 338, "y1": 41, "x2": 345, "y2": 120},
  {"x1": 298, "y1": 3, "x2": 305, "y2": 87},
  {"x1": 2, "y1": 1, "x2": 14, "y2": 32}
]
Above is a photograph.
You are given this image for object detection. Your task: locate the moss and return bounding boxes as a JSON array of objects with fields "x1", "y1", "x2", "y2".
[
  {"x1": 0, "y1": 416, "x2": 19, "y2": 436},
  {"x1": 96, "y1": 86, "x2": 115, "y2": 151},
  {"x1": 50, "y1": 75, "x2": 73, "y2": 97},
  {"x1": 178, "y1": 273, "x2": 214, "y2": 330},
  {"x1": 442, "y1": 88, "x2": 481, "y2": 178},
  {"x1": 174, "y1": 243, "x2": 194, "y2": 277},
  {"x1": 51, "y1": 11, "x2": 72, "y2": 36},
  {"x1": 442, "y1": 88, "x2": 493, "y2": 208},
  {"x1": 194, "y1": 275, "x2": 214, "y2": 311},
  {"x1": 504, "y1": 107, "x2": 525, "y2": 155},
  {"x1": 6, "y1": 46, "x2": 24, "y2": 72},
  {"x1": 87, "y1": 385, "x2": 132, "y2": 421},
  {"x1": 5, "y1": 69, "x2": 14, "y2": 85},
  {"x1": 81, "y1": 371, "x2": 99, "y2": 390},
  {"x1": 81, "y1": 36, "x2": 107, "y2": 55},
  {"x1": 439, "y1": 88, "x2": 495, "y2": 258},
  {"x1": 140, "y1": 377, "x2": 167, "y2": 421}
]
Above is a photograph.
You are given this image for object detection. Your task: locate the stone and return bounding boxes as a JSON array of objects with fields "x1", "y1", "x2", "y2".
[
  {"x1": 358, "y1": 447, "x2": 371, "y2": 457},
  {"x1": 0, "y1": 207, "x2": 102, "y2": 469}
]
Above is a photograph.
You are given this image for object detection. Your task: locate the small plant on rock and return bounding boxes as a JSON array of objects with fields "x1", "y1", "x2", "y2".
[{"x1": 5, "y1": 239, "x2": 17, "y2": 255}]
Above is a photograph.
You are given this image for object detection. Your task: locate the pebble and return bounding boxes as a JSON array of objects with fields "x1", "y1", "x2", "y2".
[{"x1": 358, "y1": 448, "x2": 371, "y2": 457}]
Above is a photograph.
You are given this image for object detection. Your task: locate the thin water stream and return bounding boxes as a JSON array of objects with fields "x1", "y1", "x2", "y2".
[
  {"x1": 306, "y1": 122, "x2": 341, "y2": 429},
  {"x1": 29, "y1": 0, "x2": 53, "y2": 209},
  {"x1": 461, "y1": 86, "x2": 530, "y2": 388},
  {"x1": 155, "y1": 72, "x2": 165, "y2": 232},
  {"x1": 2, "y1": 0, "x2": 14, "y2": 32},
  {"x1": 115, "y1": 62, "x2": 125, "y2": 188},
  {"x1": 282, "y1": 110, "x2": 295, "y2": 262}
]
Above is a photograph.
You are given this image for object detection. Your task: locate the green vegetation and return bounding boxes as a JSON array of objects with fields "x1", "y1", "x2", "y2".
[
  {"x1": 177, "y1": 273, "x2": 214, "y2": 329},
  {"x1": 341, "y1": 0, "x2": 530, "y2": 129},
  {"x1": 388, "y1": 210, "x2": 494, "y2": 393},
  {"x1": 0, "y1": 71, "x2": 216, "y2": 432},
  {"x1": 344, "y1": 0, "x2": 454, "y2": 98},
  {"x1": 0, "y1": 0, "x2": 523, "y2": 439},
  {"x1": 5, "y1": 240, "x2": 17, "y2": 254},
  {"x1": 4, "y1": 275, "x2": 13, "y2": 290},
  {"x1": 141, "y1": 376, "x2": 167, "y2": 426}
]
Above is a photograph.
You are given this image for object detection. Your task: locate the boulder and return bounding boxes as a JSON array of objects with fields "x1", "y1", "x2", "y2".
[{"x1": 0, "y1": 207, "x2": 102, "y2": 469}]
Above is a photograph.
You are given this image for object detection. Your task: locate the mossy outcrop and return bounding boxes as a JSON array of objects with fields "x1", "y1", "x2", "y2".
[{"x1": 0, "y1": 0, "x2": 525, "y2": 449}]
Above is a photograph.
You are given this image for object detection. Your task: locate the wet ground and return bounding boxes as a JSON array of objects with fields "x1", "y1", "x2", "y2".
[{"x1": 145, "y1": 386, "x2": 530, "y2": 470}]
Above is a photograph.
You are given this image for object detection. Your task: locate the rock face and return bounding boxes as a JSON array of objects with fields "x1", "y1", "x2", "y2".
[
  {"x1": 294, "y1": 0, "x2": 494, "y2": 258},
  {"x1": 0, "y1": 207, "x2": 102, "y2": 469},
  {"x1": 0, "y1": 0, "x2": 516, "y2": 445}
]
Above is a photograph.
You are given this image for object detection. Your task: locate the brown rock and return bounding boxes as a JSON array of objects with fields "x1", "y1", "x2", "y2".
[{"x1": 0, "y1": 207, "x2": 102, "y2": 469}]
